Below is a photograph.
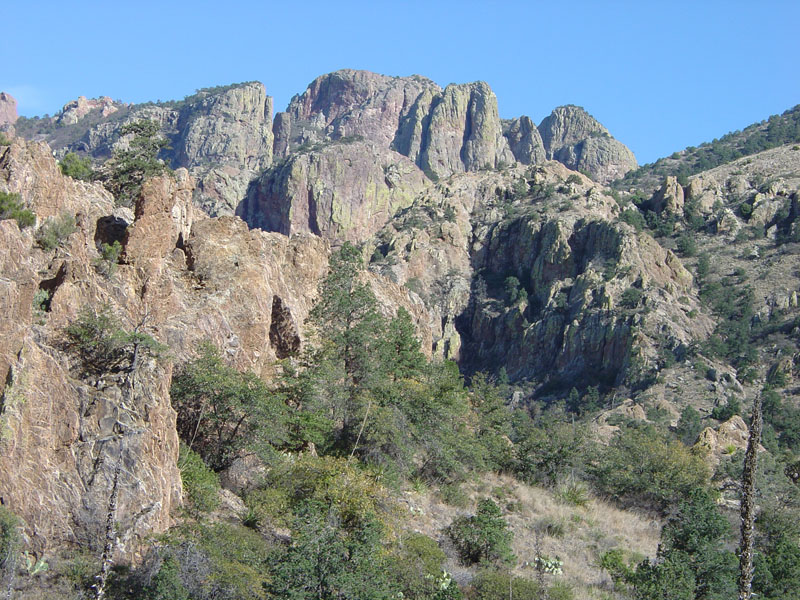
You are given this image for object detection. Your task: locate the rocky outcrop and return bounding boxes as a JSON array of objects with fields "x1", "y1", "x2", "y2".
[
  {"x1": 277, "y1": 71, "x2": 514, "y2": 181},
  {"x1": 368, "y1": 162, "x2": 709, "y2": 385},
  {"x1": 241, "y1": 140, "x2": 426, "y2": 242},
  {"x1": 649, "y1": 176, "x2": 685, "y2": 215},
  {"x1": 0, "y1": 138, "x2": 180, "y2": 563},
  {"x1": 503, "y1": 116, "x2": 546, "y2": 165},
  {"x1": 695, "y1": 415, "x2": 757, "y2": 468},
  {"x1": 395, "y1": 81, "x2": 514, "y2": 179},
  {"x1": 27, "y1": 83, "x2": 275, "y2": 217},
  {"x1": 56, "y1": 96, "x2": 122, "y2": 125},
  {"x1": 279, "y1": 70, "x2": 439, "y2": 153},
  {"x1": 538, "y1": 106, "x2": 637, "y2": 183},
  {"x1": 173, "y1": 82, "x2": 274, "y2": 216},
  {"x1": 0, "y1": 92, "x2": 18, "y2": 127},
  {"x1": 0, "y1": 140, "x2": 329, "y2": 563}
]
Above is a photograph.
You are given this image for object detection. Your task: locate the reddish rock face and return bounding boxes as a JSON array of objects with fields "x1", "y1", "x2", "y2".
[
  {"x1": 0, "y1": 137, "x2": 432, "y2": 562},
  {"x1": 0, "y1": 92, "x2": 18, "y2": 127}
]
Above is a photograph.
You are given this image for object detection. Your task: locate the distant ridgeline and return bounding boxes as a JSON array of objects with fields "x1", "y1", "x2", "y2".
[{"x1": 615, "y1": 104, "x2": 800, "y2": 191}]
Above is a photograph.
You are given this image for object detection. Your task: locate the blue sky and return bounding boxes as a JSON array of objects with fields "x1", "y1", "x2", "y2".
[{"x1": 3, "y1": 1, "x2": 798, "y2": 164}]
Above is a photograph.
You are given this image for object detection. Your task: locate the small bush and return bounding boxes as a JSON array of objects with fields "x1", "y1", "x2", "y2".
[
  {"x1": 387, "y1": 533, "x2": 451, "y2": 600},
  {"x1": 0, "y1": 506, "x2": 20, "y2": 580},
  {"x1": 676, "y1": 234, "x2": 697, "y2": 257},
  {"x1": 0, "y1": 132, "x2": 11, "y2": 145},
  {"x1": 36, "y1": 212, "x2": 77, "y2": 250},
  {"x1": 243, "y1": 487, "x2": 291, "y2": 529},
  {"x1": 59, "y1": 152, "x2": 93, "y2": 180},
  {"x1": 447, "y1": 498, "x2": 514, "y2": 566},
  {"x1": 557, "y1": 481, "x2": 590, "y2": 507},
  {"x1": 710, "y1": 398, "x2": 740, "y2": 421},
  {"x1": 589, "y1": 425, "x2": 710, "y2": 510},
  {"x1": 620, "y1": 287, "x2": 643, "y2": 308},
  {"x1": 467, "y1": 570, "x2": 541, "y2": 600},
  {"x1": 62, "y1": 304, "x2": 165, "y2": 375},
  {"x1": 32, "y1": 288, "x2": 51, "y2": 317},
  {"x1": 0, "y1": 190, "x2": 35, "y2": 229},
  {"x1": 565, "y1": 173, "x2": 583, "y2": 185},
  {"x1": 621, "y1": 208, "x2": 645, "y2": 232},
  {"x1": 93, "y1": 240, "x2": 122, "y2": 277},
  {"x1": 177, "y1": 443, "x2": 220, "y2": 512}
]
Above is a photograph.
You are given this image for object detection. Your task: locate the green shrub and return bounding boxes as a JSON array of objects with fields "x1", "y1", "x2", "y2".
[
  {"x1": 94, "y1": 240, "x2": 123, "y2": 277},
  {"x1": 547, "y1": 580, "x2": 575, "y2": 600},
  {"x1": 0, "y1": 132, "x2": 11, "y2": 145},
  {"x1": 143, "y1": 554, "x2": 188, "y2": 600},
  {"x1": 0, "y1": 190, "x2": 35, "y2": 229},
  {"x1": 676, "y1": 234, "x2": 697, "y2": 257},
  {"x1": 0, "y1": 506, "x2": 20, "y2": 580},
  {"x1": 557, "y1": 481, "x2": 590, "y2": 507},
  {"x1": 675, "y1": 405, "x2": 704, "y2": 446},
  {"x1": 387, "y1": 533, "x2": 452, "y2": 600},
  {"x1": 35, "y1": 212, "x2": 77, "y2": 250},
  {"x1": 513, "y1": 415, "x2": 585, "y2": 486},
  {"x1": 59, "y1": 152, "x2": 93, "y2": 180},
  {"x1": 503, "y1": 276, "x2": 522, "y2": 305},
  {"x1": 154, "y1": 521, "x2": 275, "y2": 600},
  {"x1": 242, "y1": 487, "x2": 291, "y2": 529},
  {"x1": 565, "y1": 173, "x2": 583, "y2": 185},
  {"x1": 710, "y1": 398, "x2": 740, "y2": 421},
  {"x1": 171, "y1": 342, "x2": 288, "y2": 471},
  {"x1": 177, "y1": 443, "x2": 220, "y2": 512},
  {"x1": 62, "y1": 304, "x2": 165, "y2": 375},
  {"x1": 599, "y1": 548, "x2": 634, "y2": 588},
  {"x1": 447, "y1": 498, "x2": 514, "y2": 566},
  {"x1": 32, "y1": 288, "x2": 51, "y2": 317},
  {"x1": 466, "y1": 569, "x2": 541, "y2": 600},
  {"x1": 264, "y1": 454, "x2": 390, "y2": 528},
  {"x1": 102, "y1": 119, "x2": 170, "y2": 207},
  {"x1": 620, "y1": 208, "x2": 645, "y2": 232},
  {"x1": 620, "y1": 287, "x2": 643, "y2": 308},
  {"x1": 590, "y1": 425, "x2": 710, "y2": 510},
  {"x1": 631, "y1": 488, "x2": 736, "y2": 600},
  {"x1": 267, "y1": 501, "x2": 393, "y2": 600}
]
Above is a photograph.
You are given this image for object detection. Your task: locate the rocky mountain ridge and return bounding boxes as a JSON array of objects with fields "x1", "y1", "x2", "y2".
[
  {"x1": 6, "y1": 70, "x2": 637, "y2": 230},
  {"x1": 2, "y1": 73, "x2": 800, "y2": 599}
]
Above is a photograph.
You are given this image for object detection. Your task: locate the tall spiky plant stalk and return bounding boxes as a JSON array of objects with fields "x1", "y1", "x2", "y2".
[{"x1": 738, "y1": 393, "x2": 762, "y2": 600}]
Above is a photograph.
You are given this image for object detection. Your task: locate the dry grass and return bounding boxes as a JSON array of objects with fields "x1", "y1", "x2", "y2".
[{"x1": 400, "y1": 473, "x2": 661, "y2": 599}]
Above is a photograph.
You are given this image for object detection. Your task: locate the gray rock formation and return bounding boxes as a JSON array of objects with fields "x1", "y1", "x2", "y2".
[
  {"x1": 56, "y1": 96, "x2": 121, "y2": 125},
  {"x1": 399, "y1": 81, "x2": 514, "y2": 179},
  {"x1": 539, "y1": 105, "x2": 637, "y2": 182},
  {"x1": 0, "y1": 92, "x2": 18, "y2": 127},
  {"x1": 241, "y1": 140, "x2": 426, "y2": 242},
  {"x1": 649, "y1": 175, "x2": 685, "y2": 215},
  {"x1": 503, "y1": 116, "x2": 546, "y2": 165},
  {"x1": 278, "y1": 71, "x2": 514, "y2": 180}
]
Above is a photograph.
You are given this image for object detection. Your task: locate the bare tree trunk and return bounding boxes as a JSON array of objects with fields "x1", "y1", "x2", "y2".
[
  {"x1": 92, "y1": 444, "x2": 122, "y2": 600},
  {"x1": 738, "y1": 393, "x2": 762, "y2": 600}
]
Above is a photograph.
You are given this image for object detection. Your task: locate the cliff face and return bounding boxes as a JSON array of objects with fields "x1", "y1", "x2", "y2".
[
  {"x1": 32, "y1": 83, "x2": 274, "y2": 217},
  {"x1": 539, "y1": 105, "x2": 638, "y2": 183},
  {"x1": 367, "y1": 161, "x2": 708, "y2": 385},
  {"x1": 240, "y1": 140, "x2": 426, "y2": 242},
  {"x1": 0, "y1": 135, "x2": 437, "y2": 561},
  {"x1": 0, "y1": 92, "x2": 18, "y2": 128},
  {"x1": 278, "y1": 70, "x2": 439, "y2": 152},
  {"x1": 15, "y1": 72, "x2": 639, "y2": 246},
  {"x1": 0, "y1": 139, "x2": 180, "y2": 562}
]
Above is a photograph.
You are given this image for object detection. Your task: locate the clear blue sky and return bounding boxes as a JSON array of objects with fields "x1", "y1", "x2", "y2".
[{"x1": 3, "y1": 1, "x2": 799, "y2": 164}]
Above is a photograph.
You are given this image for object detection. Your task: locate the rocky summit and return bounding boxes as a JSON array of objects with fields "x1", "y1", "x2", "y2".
[{"x1": 1, "y1": 71, "x2": 800, "y2": 600}]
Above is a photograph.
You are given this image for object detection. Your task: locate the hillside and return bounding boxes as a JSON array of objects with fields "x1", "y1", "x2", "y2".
[
  {"x1": 0, "y1": 72, "x2": 799, "y2": 600},
  {"x1": 614, "y1": 104, "x2": 800, "y2": 193}
]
